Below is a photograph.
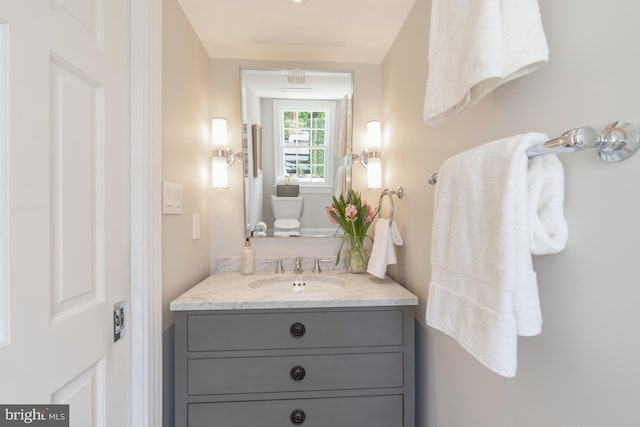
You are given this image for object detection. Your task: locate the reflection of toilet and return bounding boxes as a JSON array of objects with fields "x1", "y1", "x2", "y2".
[{"x1": 271, "y1": 195, "x2": 303, "y2": 236}]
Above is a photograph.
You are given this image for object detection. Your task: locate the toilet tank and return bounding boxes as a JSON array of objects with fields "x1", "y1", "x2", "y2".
[{"x1": 271, "y1": 195, "x2": 304, "y2": 219}]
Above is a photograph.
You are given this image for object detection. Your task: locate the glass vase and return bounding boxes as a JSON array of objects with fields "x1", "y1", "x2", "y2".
[{"x1": 347, "y1": 236, "x2": 367, "y2": 274}]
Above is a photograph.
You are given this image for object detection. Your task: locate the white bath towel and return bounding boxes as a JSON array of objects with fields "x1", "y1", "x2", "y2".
[
  {"x1": 423, "y1": 0, "x2": 549, "y2": 125},
  {"x1": 333, "y1": 166, "x2": 347, "y2": 198},
  {"x1": 367, "y1": 218, "x2": 404, "y2": 279},
  {"x1": 426, "y1": 133, "x2": 568, "y2": 377},
  {"x1": 336, "y1": 96, "x2": 349, "y2": 157}
]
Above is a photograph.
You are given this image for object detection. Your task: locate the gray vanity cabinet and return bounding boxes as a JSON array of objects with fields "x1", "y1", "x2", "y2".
[{"x1": 174, "y1": 306, "x2": 415, "y2": 427}]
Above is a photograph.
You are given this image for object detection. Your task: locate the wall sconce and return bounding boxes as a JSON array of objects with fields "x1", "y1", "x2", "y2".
[
  {"x1": 353, "y1": 121, "x2": 382, "y2": 190},
  {"x1": 211, "y1": 118, "x2": 239, "y2": 190}
]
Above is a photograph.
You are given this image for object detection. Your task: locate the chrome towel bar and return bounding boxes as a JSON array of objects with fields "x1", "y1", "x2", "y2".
[{"x1": 428, "y1": 121, "x2": 640, "y2": 185}]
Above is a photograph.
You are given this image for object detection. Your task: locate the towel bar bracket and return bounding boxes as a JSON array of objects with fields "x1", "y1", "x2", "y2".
[
  {"x1": 597, "y1": 121, "x2": 640, "y2": 162},
  {"x1": 382, "y1": 186, "x2": 404, "y2": 199},
  {"x1": 526, "y1": 121, "x2": 640, "y2": 161}
]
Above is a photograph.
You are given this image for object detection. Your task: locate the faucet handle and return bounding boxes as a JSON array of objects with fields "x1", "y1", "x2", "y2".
[
  {"x1": 311, "y1": 258, "x2": 333, "y2": 274},
  {"x1": 266, "y1": 258, "x2": 285, "y2": 274}
]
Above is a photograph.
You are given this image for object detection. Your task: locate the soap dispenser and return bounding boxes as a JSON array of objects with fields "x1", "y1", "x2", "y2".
[{"x1": 240, "y1": 238, "x2": 255, "y2": 275}]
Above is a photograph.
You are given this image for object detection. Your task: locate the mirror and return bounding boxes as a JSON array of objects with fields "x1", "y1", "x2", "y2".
[{"x1": 240, "y1": 68, "x2": 353, "y2": 238}]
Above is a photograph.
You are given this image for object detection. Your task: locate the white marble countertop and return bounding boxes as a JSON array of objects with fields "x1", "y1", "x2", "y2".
[{"x1": 170, "y1": 270, "x2": 419, "y2": 311}]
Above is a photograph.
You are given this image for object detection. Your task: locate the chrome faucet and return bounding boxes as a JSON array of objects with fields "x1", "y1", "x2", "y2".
[{"x1": 293, "y1": 256, "x2": 304, "y2": 274}]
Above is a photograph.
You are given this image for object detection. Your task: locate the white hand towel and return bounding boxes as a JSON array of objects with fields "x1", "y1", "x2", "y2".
[
  {"x1": 426, "y1": 133, "x2": 568, "y2": 377},
  {"x1": 423, "y1": 0, "x2": 549, "y2": 125},
  {"x1": 367, "y1": 218, "x2": 404, "y2": 279},
  {"x1": 390, "y1": 221, "x2": 404, "y2": 246},
  {"x1": 367, "y1": 219, "x2": 394, "y2": 278}
]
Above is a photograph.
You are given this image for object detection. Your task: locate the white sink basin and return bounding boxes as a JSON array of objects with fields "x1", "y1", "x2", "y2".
[{"x1": 248, "y1": 275, "x2": 346, "y2": 293}]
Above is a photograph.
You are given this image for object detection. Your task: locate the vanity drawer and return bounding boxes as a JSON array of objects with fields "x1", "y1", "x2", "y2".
[
  {"x1": 187, "y1": 309, "x2": 403, "y2": 352},
  {"x1": 188, "y1": 395, "x2": 403, "y2": 427},
  {"x1": 188, "y1": 352, "x2": 403, "y2": 395}
]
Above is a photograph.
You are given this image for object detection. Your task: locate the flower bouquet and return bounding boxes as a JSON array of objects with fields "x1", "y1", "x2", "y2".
[{"x1": 326, "y1": 190, "x2": 378, "y2": 273}]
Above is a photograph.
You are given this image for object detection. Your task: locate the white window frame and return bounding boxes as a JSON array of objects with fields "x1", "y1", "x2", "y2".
[{"x1": 273, "y1": 100, "x2": 336, "y2": 193}]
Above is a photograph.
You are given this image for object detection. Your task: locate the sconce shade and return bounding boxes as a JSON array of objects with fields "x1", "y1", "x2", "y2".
[
  {"x1": 366, "y1": 120, "x2": 382, "y2": 189},
  {"x1": 212, "y1": 154, "x2": 228, "y2": 189},
  {"x1": 211, "y1": 118, "x2": 231, "y2": 189},
  {"x1": 353, "y1": 120, "x2": 383, "y2": 189},
  {"x1": 367, "y1": 156, "x2": 382, "y2": 190},
  {"x1": 367, "y1": 120, "x2": 381, "y2": 150},
  {"x1": 211, "y1": 118, "x2": 228, "y2": 148}
]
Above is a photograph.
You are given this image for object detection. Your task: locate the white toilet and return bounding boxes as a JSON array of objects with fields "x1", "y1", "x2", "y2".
[{"x1": 271, "y1": 195, "x2": 304, "y2": 236}]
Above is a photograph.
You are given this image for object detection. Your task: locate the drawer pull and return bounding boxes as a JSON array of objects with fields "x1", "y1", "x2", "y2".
[
  {"x1": 290, "y1": 322, "x2": 306, "y2": 338},
  {"x1": 290, "y1": 409, "x2": 306, "y2": 424},
  {"x1": 290, "y1": 365, "x2": 306, "y2": 381}
]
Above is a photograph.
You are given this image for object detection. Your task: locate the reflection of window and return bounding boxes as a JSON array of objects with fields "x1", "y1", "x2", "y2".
[
  {"x1": 283, "y1": 110, "x2": 326, "y2": 181},
  {"x1": 276, "y1": 101, "x2": 332, "y2": 187}
]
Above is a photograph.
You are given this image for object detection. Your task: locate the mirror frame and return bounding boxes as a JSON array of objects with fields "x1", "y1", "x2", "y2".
[{"x1": 240, "y1": 68, "x2": 354, "y2": 239}]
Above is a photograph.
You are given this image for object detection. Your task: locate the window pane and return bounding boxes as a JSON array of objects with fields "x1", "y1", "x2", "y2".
[
  {"x1": 312, "y1": 165, "x2": 325, "y2": 178},
  {"x1": 298, "y1": 112, "x2": 310, "y2": 128},
  {"x1": 289, "y1": 130, "x2": 309, "y2": 144},
  {"x1": 310, "y1": 148, "x2": 325, "y2": 179},
  {"x1": 312, "y1": 117, "x2": 325, "y2": 129},
  {"x1": 312, "y1": 148, "x2": 325, "y2": 163},
  {"x1": 280, "y1": 106, "x2": 329, "y2": 184},
  {"x1": 284, "y1": 147, "x2": 311, "y2": 177},
  {"x1": 311, "y1": 112, "x2": 325, "y2": 129},
  {"x1": 311, "y1": 130, "x2": 325, "y2": 145}
]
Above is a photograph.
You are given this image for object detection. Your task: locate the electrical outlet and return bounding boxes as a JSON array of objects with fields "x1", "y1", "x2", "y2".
[{"x1": 113, "y1": 301, "x2": 125, "y2": 342}]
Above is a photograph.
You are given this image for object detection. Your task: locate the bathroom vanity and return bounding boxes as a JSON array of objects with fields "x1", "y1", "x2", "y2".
[{"x1": 171, "y1": 271, "x2": 418, "y2": 427}]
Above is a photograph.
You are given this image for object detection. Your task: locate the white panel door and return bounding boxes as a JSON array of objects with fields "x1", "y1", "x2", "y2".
[{"x1": 0, "y1": 1, "x2": 131, "y2": 426}]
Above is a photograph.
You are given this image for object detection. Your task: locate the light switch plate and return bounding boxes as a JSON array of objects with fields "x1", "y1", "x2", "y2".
[{"x1": 162, "y1": 181, "x2": 183, "y2": 214}]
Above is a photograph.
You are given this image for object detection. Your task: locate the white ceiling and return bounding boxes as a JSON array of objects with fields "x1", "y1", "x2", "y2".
[{"x1": 177, "y1": 0, "x2": 416, "y2": 64}]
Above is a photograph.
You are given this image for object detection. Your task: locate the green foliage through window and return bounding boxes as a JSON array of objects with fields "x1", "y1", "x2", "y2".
[{"x1": 281, "y1": 108, "x2": 329, "y2": 183}]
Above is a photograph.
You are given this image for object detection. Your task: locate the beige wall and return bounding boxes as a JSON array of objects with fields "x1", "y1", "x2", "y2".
[
  {"x1": 383, "y1": 0, "x2": 640, "y2": 426},
  {"x1": 208, "y1": 58, "x2": 383, "y2": 267},
  {"x1": 162, "y1": 0, "x2": 212, "y2": 424},
  {"x1": 162, "y1": 0, "x2": 211, "y2": 328}
]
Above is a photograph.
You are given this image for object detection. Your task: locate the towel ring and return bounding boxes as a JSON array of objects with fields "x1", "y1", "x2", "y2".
[
  {"x1": 378, "y1": 187, "x2": 404, "y2": 224},
  {"x1": 378, "y1": 193, "x2": 395, "y2": 224}
]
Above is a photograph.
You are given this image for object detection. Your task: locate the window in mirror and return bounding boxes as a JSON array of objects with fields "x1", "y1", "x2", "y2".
[
  {"x1": 274, "y1": 100, "x2": 335, "y2": 189},
  {"x1": 281, "y1": 108, "x2": 327, "y2": 182}
]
